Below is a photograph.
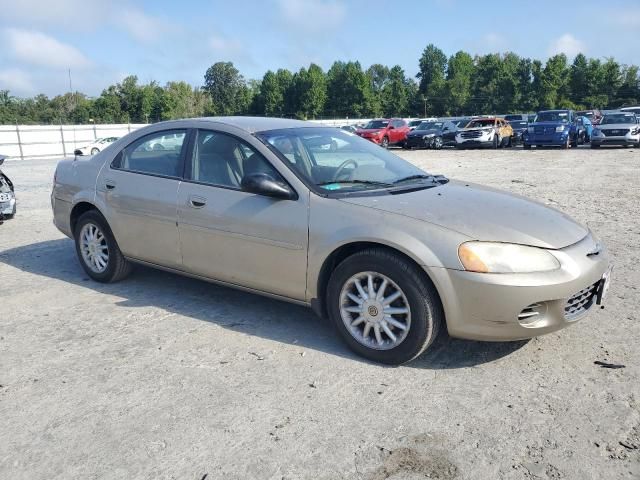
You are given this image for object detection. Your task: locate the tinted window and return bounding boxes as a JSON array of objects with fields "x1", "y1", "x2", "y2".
[
  {"x1": 189, "y1": 130, "x2": 281, "y2": 189},
  {"x1": 112, "y1": 129, "x2": 186, "y2": 177}
]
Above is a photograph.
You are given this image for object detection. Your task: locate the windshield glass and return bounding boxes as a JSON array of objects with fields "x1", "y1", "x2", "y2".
[
  {"x1": 577, "y1": 111, "x2": 594, "y2": 119},
  {"x1": 466, "y1": 119, "x2": 495, "y2": 128},
  {"x1": 509, "y1": 121, "x2": 528, "y2": 128},
  {"x1": 416, "y1": 122, "x2": 443, "y2": 130},
  {"x1": 364, "y1": 120, "x2": 389, "y2": 129},
  {"x1": 453, "y1": 119, "x2": 469, "y2": 127},
  {"x1": 504, "y1": 115, "x2": 522, "y2": 121},
  {"x1": 535, "y1": 111, "x2": 569, "y2": 123},
  {"x1": 257, "y1": 127, "x2": 432, "y2": 193},
  {"x1": 408, "y1": 120, "x2": 422, "y2": 127},
  {"x1": 600, "y1": 113, "x2": 636, "y2": 124}
]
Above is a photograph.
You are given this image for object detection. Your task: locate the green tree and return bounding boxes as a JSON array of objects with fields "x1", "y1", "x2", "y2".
[
  {"x1": 289, "y1": 64, "x2": 327, "y2": 119},
  {"x1": 445, "y1": 51, "x2": 474, "y2": 115},
  {"x1": 326, "y1": 61, "x2": 374, "y2": 117},
  {"x1": 380, "y1": 66, "x2": 409, "y2": 116},
  {"x1": 540, "y1": 54, "x2": 569, "y2": 109},
  {"x1": 203, "y1": 61, "x2": 249, "y2": 116}
]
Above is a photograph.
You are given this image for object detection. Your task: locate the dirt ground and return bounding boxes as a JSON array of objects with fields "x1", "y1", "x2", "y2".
[{"x1": 1, "y1": 145, "x2": 639, "y2": 480}]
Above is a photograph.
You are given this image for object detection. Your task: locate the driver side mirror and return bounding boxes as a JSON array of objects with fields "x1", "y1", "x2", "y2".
[
  {"x1": 388, "y1": 125, "x2": 395, "y2": 130},
  {"x1": 241, "y1": 173, "x2": 297, "y2": 200}
]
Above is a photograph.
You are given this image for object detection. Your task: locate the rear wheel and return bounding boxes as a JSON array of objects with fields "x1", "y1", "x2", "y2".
[
  {"x1": 74, "y1": 210, "x2": 132, "y2": 283},
  {"x1": 327, "y1": 248, "x2": 443, "y2": 364},
  {"x1": 492, "y1": 135, "x2": 499, "y2": 149},
  {"x1": 90, "y1": 147, "x2": 100, "y2": 155}
]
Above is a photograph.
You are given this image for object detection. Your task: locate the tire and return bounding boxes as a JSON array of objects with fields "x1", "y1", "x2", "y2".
[
  {"x1": 326, "y1": 248, "x2": 443, "y2": 365},
  {"x1": 562, "y1": 136, "x2": 570, "y2": 149},
  {"x1": 90, "y1": 148, "x2": 100, "y2": 155},
  {"x1": 591, "y1": 144, "x2": 600, "y2": 149},
  {"x1": 74, "y1": 210, "x2": 132, "y2": 283},
  {"x1": 571, "y1": 134, "x2": 578, "y2": 148},
  {"x1": 492, "y1": 135, "x2": 499, "y2": 149},
  {"x1": 381, "y1": 136, "x2": 389, "y2": 149},
  {"x1": 433, "y1": 136, "x2": 443, "y2": 150},
  {"x1": 506, "y1": 136, "x2": 513, "y2": 148}
]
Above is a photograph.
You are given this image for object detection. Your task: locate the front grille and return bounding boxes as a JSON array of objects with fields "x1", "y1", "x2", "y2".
[
  {"x1": 534, "y1": 126, "x2": 556, "y2": 135},
  {"x1": 564, "y1": 282, "x2": 599, "y2": 320},
  {"x1": 460, "y1": 130, "x2": 483, "y2": 139},
  {"x1": 601, "y1": 129, "x2": 629, "y2": 137}
]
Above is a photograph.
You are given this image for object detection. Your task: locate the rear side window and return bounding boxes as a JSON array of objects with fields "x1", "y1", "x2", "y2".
[{"x1": 111, "y1": 129, "x2": 187, "y2": 178}]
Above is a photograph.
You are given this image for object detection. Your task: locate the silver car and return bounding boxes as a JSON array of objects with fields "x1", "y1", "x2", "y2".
[
  {"x1": 51, "y1": 117, "x2": 612, "y2": 364},
  {"x1": 591, "y1": 112, "x2": 640, "y2": 148}
]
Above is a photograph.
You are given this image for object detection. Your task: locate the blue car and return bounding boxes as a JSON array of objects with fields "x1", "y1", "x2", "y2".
[{"x1": 522, "y1": 110, "x2": 580, "y2": 149}]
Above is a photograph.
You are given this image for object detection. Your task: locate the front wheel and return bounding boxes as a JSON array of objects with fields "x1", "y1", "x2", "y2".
[
  {"x1": 90, "y1": 147, "x2": 100, "y2": 155},
  {"x1": 380, "y1": 137, "x2": 389, "y2": 149},
  {"x1": 74, "y1": 210, "x2": 132, "y2": 283},
  {"x1": 327, "y1": 248, "x2": 443, "y2": 364},
  {"x1": 433, "y1": 136, "x2": 443, "y2": 150},
  {"x1": 492, "y1": 135, "x2": 499, "y2": 149}
]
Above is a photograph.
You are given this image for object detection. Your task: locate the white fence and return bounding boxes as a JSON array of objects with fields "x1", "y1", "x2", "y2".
[
  {"x1": 0, "y1": 124, "x2": 148, "y2": 160},
  {"x1": 0, "y1": 119, "x2": 372, "y2": 161}
]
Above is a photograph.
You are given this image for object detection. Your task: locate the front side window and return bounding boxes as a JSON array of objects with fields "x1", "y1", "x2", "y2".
[
  {"x1": 112, "y1": 129, "x2": 186, "y2": 177},
  {"x1": 257, "y1": 127, "x2": 433, "y2": 194},
  {"x1": 189, "y1": 130, "x2": 282, "y2": 189}
]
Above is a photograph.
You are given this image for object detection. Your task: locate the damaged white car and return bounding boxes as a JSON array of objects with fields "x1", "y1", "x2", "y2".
[{"x1": 0, "y1": 155, "x2": 16, "y2": 221}]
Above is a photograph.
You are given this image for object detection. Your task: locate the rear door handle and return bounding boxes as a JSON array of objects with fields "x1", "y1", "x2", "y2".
[{"x1": 189, "y1": 196, "x2": 207, "y2": 208}]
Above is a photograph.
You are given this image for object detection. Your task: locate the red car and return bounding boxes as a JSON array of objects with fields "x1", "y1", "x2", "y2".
[{"x1": 356, "y1": 118, "x2": 410, "y2": 148}]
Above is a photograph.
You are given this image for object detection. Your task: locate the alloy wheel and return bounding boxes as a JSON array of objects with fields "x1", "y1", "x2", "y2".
[
  {"x1": 339, "y1": 271, "x2": 411, "y2": 350},
  {"x1": 80, "y1": 222, "x2": 109, "y2": 273}
]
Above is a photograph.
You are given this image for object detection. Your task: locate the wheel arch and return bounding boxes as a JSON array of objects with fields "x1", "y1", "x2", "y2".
[
  {"x1": 312, "y1": 241, "x2": 443, "y2": 320},
  {"x1": 70, "y1": 201, "x2": 104, "y2": 235}
]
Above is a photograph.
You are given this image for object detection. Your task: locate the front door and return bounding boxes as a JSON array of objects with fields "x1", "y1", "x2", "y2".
[
  {"x1": 177, "y1": 129, "x2": 309, "y2": 300},
  {"x1": 97, "y1": 129, "x2": 188, "y2": 268}
]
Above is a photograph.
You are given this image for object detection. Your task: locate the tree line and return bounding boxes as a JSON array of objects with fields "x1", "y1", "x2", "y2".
[{"x1": 1, "y1": 44, "x2": 639, "y2": 125}]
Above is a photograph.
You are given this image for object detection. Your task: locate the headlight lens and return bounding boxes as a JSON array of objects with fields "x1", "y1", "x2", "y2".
[
  {"x1": 458, "y1": 242, "x2": 560, "y2": 273},
  {"x1": 527, "y1": 126, "x2": 534, "y2": 133},
  {"x1": 555, "y1": 125, "x2": 567, "y2": 133},
  {"x1": 593, "y1": 129, "x2": 603, "y2": 136}
]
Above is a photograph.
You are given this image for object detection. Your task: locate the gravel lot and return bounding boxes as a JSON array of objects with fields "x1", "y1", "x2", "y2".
[{"x1": 1, "y1": 146, "x2": 639, "y2": 480}]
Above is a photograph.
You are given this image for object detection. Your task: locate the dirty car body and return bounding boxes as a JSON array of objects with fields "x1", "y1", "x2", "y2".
[
  {"x1": 0, "y1": 155, "x2": 16, "y2": 219},
  {"x1": 51, "y1": 117, "x2": 611, "y2": 364}
]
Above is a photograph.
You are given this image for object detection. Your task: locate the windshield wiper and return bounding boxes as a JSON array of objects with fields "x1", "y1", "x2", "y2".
[
  {"x1": 392, "y1": 174, "x2": 435, "y2": 184},
  {"x1": 317, "y1": 179, "x2": 393, "y2": 187}
]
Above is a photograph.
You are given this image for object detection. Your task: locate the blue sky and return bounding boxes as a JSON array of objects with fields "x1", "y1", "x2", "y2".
[{"x1": 1, "y1": 0, "x2": 639, "y2": 97}]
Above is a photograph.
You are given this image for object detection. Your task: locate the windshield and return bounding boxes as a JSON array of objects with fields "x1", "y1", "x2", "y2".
[
  {"x1": 453, "y1": 119, "x2": 469, "y2": 127},
  {"x1": 600, "y1": 113, "x2": 636, "y2": 125},
  {"x1": 416, "y1": 122, "x2": 443, "y2": 130},
  {"x1": 504, "y1": 115, "x2": 523, "y2": 121},
  {"x1": 577, "y1": 111, "x2": 594, "y2": 119},
  {"x1": 535, "y1": 111, "x2": 569, "y2": 123},
  {"x1": 466, "y1": 119, "x2": 495, "y2": 128},
  {"x1": 364, "y1": 120, "x2": 389, "y2": 129},
  {"x1": 257, "y1": 127, "x2": 433, "y2": 193},
  {"x1": 408, "y1": 120, "x2": 422, "y2": 127},
  {"x1": 509, "y1": 121, "x2": 528, "y2": 128}
]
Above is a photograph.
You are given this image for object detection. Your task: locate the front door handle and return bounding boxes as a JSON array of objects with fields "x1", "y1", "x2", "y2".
[
  {"x1": 189, "y1": 196, "x2": 207, "y2": 208},
  {"x1": 105, "y1": 179, "x2": 116, "y2": 190}
]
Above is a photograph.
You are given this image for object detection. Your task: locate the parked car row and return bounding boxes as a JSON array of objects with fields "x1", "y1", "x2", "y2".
[{"x1": 348, "y1": 106, "x2": 640, "y2": 150}]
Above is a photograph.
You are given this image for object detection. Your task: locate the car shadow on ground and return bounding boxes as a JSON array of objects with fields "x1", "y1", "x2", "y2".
[{"x1": 0, "y1": 239, "x2": 528, "y2": 369}]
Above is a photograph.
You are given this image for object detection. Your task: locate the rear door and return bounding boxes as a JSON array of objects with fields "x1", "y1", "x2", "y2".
[
  {"x1": 176, "y1": 129, "x2": 309, "y2": 300},
  {"x1": 97, "y1": 129, "x2": 188, "y2": 268}
]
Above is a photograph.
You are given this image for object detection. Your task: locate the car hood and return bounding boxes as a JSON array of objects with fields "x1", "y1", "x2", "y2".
[
  {"x1": 458, "y1": 126, "x2": 493, "y2": 132},
  {"x1": 339, "y1": 180, "x2": 587, "y2": 249},
  {"x1": 530, "y1": 121, "x2": 569, "y2": 128},
  {"x1": 408, "y1": 129, "x2": 442, "y2": 136}
]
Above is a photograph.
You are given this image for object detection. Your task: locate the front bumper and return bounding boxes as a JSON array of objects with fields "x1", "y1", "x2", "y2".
[
  {"x1": 591, "y1": 134, "x2": 639, "y2": 147},
  {"x1": 428, "y1": 234, "x2": 610, "y2": 341},
  {"x1": 406, "y1": 136, "x2": 433, "y2": 148},
  {"x1": 456, "y1": 138, "x2": 493, "y2": 148},
  {"x1": 523, "y1": 132, "x2": 570, "y2": 146},
  {"x1": 358, "y1": 135, "x2": 382, "y2": 145}
]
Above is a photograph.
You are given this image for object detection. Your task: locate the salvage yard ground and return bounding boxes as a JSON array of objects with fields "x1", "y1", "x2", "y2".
[{"x1": 1, "y1": 146, "x2": 639, "y2": 479}]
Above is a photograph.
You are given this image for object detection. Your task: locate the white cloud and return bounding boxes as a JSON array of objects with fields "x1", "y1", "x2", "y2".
[
  {"x1": 4, "y1": 28, "x2": 91, "y2": 69},
  {"x1": 548, "y1": 33, "x2": 585, "y2": 58},
  {"x1": 610, "y1": 10, "x2": 640, "y2": 28},
  {"x1": 209, "y1": 35, "x2": 244, "y2": 55},
  {"x1": 120, "y1": 8, "x2": 174, "y2": 43},
  {"x1": 0, "y1": 0, "x2": 107, "y2": 29},
  {"x1": 0, "y1": 68, "x2": 36, "y2": 96},
  {"x1": 276, "y1": 0, "x2": 346, "y2": 33}
]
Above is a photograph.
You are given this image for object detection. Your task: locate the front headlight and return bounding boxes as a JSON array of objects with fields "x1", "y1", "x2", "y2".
[
  {"x1": 423, "y1": 134, "x2": 434, "y2": 139},
  {"x1": 527, "y1": 126, "x2": 534, "y2": 134},
  {"x1": 631, "y1": 127, "x2": 639, "y2": 135},
  {"x1": 592, "y1": 129, "x2": 603, "y2": 136},
  {"x1": 458, "y1": 242, "x2": 560, "y2": 273},
  {"x1": 555, "y1": 125, "x2": 567, "y2": 133}
]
